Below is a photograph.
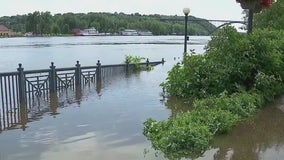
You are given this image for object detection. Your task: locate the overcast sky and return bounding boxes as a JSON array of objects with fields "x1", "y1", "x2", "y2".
[{"x1": 0, "y1": 0, "x2": 244, "y2": 21}]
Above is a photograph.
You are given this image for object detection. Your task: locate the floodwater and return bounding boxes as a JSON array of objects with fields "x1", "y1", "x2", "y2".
[{"x1": 0, "y1": 36, "x2": 283, "y2": 160}]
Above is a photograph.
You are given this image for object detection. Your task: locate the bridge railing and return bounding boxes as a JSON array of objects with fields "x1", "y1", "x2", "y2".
[{"x1": 0, "y1": 58, "x2": 165, "y2": 132}]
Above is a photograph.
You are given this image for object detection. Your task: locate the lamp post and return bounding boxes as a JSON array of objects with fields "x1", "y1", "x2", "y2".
[
  {"x1": 183, "y1": 8, "x2": 190, "y2": 53},
  {"x1": 247, "y1": 9, "x2": 254, "y2": 34}
]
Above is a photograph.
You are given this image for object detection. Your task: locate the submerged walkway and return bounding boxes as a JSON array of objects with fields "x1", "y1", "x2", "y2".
[{"x1": 0, "y1": 59, "x2": 165, "y2": 132}]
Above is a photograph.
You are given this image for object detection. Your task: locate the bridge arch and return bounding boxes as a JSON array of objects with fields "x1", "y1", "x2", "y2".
[
  {"x1": 209, "y1": 21, "x2": 247, "y2": 35},
  {"x1": 159, "y1": 18, "x2": 247, "y2": 35}
]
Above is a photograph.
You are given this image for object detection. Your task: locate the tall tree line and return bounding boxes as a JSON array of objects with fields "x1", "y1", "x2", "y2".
[{"x1": 0, "y1": 11, "x2": 216, "y2": 35}]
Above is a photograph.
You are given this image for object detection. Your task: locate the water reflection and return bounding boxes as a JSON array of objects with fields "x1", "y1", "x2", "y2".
[
  {"x1": 49, "y1": 92, "x2": 59, "y2": 116},
  {"x1": 164, "y1": 97, "x2": 193, "y2": 117},
  {"x1": 0, "y1": 36, "x2": 196, "y2": 160},
  {"x1": 39, "y1": 132, "x2": 148, "y2": 160},
  {"x1": 0, "y1": 64, "x2": 157, "y2": 134},
  {"x1": 19, "y1": 102, "x2": 28, "y2": 131},
  {"x1": 212, "y1": 101, "x2": 284, "y2": 160},
  {"x1": 0, "y1": 76, "x2": 100, "y2": 132},
  {"x1": 0, "y1": 101, "x2": 28, "y2": 132},
  {"x1": 162, "y1": 96, "x2": 284, "y2": 160}
]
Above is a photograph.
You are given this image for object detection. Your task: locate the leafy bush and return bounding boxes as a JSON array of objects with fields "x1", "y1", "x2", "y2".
[
  {"x1": 162, "y1": 27, "x2": 284, "y2": 99},
  {"x1": 144, "y1": 117, "x2": 212, "y2": 158},
  {"x1": 189, "y1": 108, "x2": 239, "y2": 135},
  {"x1": 124, "y1": 55, "x2": 146, "y2": 71},
  {"x1": 253, "y1": 72, "x2": 282, "y2": 102},
  {"x1": 144, "y1": 92, "x2": 263, "y2": 159},
  {"x1": 194, "y1": 92, "x2": 263, "y2": 118},
  {"x1": 144, "y1": 27, "x2": 284, "y2": 159}
]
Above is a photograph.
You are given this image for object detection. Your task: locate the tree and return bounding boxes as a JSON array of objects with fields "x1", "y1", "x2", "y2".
[
  {"x1": 38, "y1": 12, "x2": 53, "y2": 34},
  {"x1": 254, "y1": 0, "x2": 284, "y2": 29},
  {"x1": 61, "y1": 24, "x2": 70, "y2": 34},
  {"x1": 26, "y1": 11, "x2": 40, "y2": 34},
  {"x1": 51, "y1": 24, "x2": 60, "y2": 34}
]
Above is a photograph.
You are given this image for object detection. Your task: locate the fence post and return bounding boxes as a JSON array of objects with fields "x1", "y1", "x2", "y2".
[
  {"x1": 96, "y1": 60, "x2": 102, "y2": 83},
  {"x1": 17, "y1": 63, "x2": 26, "y2": 106},
  {"x1": 49, "y1": 62, "x2": 57, "y2": 92},
  {"x1": 162, "y1": 58, "x2": 165, "y2": 65},
  {"x1": 75, "y1": 61, "x2": 81, "y2": 87}
]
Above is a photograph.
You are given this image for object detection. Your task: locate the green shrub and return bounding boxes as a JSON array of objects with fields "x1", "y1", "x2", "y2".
[
  {"x1": 162, "y1": 27, "x2": 284, "y2": 99},
  {"x1": 144, "y1": 117, "x2": 212, "y2": 158},
  {"x1": 144, "y1": 92, "x2": 263, "y2": 159},
  {"x1": 124, "y1": 55, "x2": 146, "y2": 71},
  {"x1": 145, "y1": 27, "x2": 284, "y2": 159},
  {"x1": 253, "y1": 72, "x2": 282, "y2": 102},
  {"x1": 189, "y1": 108, "x2": 239, "y2": 135},
  {"x1": 194, "y1": 92, "x2": 262, "y2": 118}
]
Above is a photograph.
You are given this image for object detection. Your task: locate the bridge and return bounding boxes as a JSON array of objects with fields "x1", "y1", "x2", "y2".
[
  {"x1": 0, "y1": 59, "x2": 165, "y2": 132},
  {"x1": 160, "y1": 18, "x2": 247, "y2": 34}
]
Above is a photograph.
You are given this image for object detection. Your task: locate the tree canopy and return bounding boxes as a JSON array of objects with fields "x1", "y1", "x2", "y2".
[{"x1": 0, "y1": 12, "x2": 216, "y2": 36}]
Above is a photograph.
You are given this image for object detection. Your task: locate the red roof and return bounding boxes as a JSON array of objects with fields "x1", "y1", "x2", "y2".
[{"x1": 0, "y1": 25, "x2": 9, "y2": 31}]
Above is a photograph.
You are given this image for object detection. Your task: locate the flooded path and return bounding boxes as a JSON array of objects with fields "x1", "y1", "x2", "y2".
[{"x1": 0, "y1": 36, "x2": 283, "y2": 160}]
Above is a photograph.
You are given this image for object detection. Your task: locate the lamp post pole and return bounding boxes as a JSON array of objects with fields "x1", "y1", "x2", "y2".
[
  {"x1": 247, "y1": 9, "x2": 254, "y2": 34},
  {"x1": 183, "y1": 8, "x2": 190, "y2": 53}
]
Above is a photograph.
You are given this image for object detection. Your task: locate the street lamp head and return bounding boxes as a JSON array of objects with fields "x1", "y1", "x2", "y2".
[{"x1": 183, "y1": 8, "x2": 190, "y2": 16}]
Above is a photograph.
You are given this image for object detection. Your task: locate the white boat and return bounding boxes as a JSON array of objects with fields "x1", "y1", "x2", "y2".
[
  {"x1": 121, "y1": 29, "x2": 139, "y2": 36},
  {"x1": 81, "y1": 27, "x2": 100, "y2": 36},
  {"x1": 138, "y1": 31, "x2": 153, "y2": 36}
]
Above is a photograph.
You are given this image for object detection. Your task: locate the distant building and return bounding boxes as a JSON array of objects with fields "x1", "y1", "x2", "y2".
[
  {"x1": 0, "y1": 25, "x2": 15, "y2": 37},
  {"x1": 0, "y1": 25, "x2": 9, "y2": 36}
]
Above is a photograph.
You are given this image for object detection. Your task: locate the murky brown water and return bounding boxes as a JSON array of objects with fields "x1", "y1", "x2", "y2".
[
  {"x1": 163, "y1": 96, "x2": 284, "y2": 160},
  {"x1": 210, "y1": 97, "x2": 284, "y2": 160}
]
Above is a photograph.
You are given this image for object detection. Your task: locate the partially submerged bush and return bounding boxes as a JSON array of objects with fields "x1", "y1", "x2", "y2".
[
  {"x1": 144, "y1": 92, "x2": 263, "y2": 159},
  {"x1": 194, "y1": 92, "x2": 263, "y2": 118},
  {"x1": 124, "y1": 55, "x2": 146, "y2": 71},
  {"x1": 144, "y1": 117, "x2": 212, "y2": 158},
  {"x1": 145, "y1": 27, "x2": 284, "y2": 159}
]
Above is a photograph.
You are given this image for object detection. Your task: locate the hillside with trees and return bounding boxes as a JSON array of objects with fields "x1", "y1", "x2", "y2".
[{"x1": 0, "y1": 12, "x2": 216, "y2": 36}]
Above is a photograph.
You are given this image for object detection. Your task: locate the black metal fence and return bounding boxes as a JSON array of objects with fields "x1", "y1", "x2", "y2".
[{"x1": 0, "y1": 58, "x2": 165, "y2": 132}]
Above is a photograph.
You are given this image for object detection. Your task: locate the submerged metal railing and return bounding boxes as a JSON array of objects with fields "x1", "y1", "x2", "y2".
[{"x1": 0, "y1": 58, "x2": 165, "y2": 132}]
